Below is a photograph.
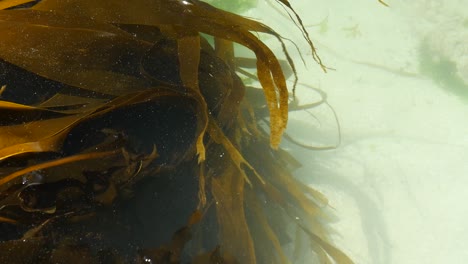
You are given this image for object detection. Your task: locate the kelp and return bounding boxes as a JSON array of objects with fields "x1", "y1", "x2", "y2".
[{"x1": 0, "y1": 0, "x2": 353, "y2": 263}]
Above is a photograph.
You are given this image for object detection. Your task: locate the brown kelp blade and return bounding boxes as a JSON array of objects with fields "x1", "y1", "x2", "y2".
[
  {"x1": 0, "y1": 0, "x2": 34, "y2": 10},
  {"x1": 0, "y1": 9, "x2": 152, "y2": 96}
]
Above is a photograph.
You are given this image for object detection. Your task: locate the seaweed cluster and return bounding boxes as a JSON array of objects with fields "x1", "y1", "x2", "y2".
[{"x1": 0, "y1": 0, "x2": 352, "y2": 263}]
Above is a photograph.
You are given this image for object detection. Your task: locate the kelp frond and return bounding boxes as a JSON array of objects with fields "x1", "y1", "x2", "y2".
[{"x1": 0, "y1": 0, "x2": 355, "y2": 263}]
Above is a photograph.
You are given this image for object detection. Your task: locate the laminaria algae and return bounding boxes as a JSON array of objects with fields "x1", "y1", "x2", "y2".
[{"x1": 0, "y1": 0, "x2": 375, "y2": 263}]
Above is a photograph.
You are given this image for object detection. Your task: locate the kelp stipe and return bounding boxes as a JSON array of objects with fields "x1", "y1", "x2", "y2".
[{"x1": 0, "y1": 0, "x2": 353, "y2": 263}]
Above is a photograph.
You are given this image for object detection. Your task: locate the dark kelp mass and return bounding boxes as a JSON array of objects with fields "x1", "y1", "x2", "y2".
[{"x1": 0, "y1": 0, "x2": 353, "y2": 263}]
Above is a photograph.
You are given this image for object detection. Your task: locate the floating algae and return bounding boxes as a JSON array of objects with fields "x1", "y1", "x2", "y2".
[
  {"x1": 0, "y1": 0, "x2": 359, "y2": 263},
  {"x1": 419, "y1": 37, "x2": 468, "y2": 100}
]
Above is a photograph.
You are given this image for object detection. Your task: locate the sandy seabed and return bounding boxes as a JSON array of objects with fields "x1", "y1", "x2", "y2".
[{"x1": 248, "y1": 1, "x2": 468, "y2": 263}]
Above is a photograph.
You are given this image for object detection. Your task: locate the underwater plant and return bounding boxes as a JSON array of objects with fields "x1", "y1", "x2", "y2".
[
  {"x1": 0, "y1": 0, "x2": 367, "y2": 263},
  {"x1": 418, "y1": 37, "x2": 468, "y2": 99}
]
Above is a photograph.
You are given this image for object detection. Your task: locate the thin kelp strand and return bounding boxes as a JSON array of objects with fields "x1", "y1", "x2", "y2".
[
  {"x1": 275, "y1": 0, "x2": 327, "y2": 72},
  {"x1": 285, "y1": 99, "x2": 341, "y2": 150},
  {"x1": 0, "y1": 150, "x2": 120, "y2": 187},
  {"x1": 0, "y1": 215, "x2": 17, "y2": 224},
  {"x1": 281, "y1": 36, "x2": 307, "y2": 69},
  {"x1": 378, "y1": 0, "x2": 389, "y2": 7},
  {"x1": 274, "y1": 34, "x2": 299, "y2": 96},
  {"x1": 279, "y1": 82, "x2": 342, "y2": 150}
]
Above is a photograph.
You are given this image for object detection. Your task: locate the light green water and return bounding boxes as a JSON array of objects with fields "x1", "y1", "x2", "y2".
[{"x1": 234, "y1": 1, "x2": 468, "y2": 263}]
